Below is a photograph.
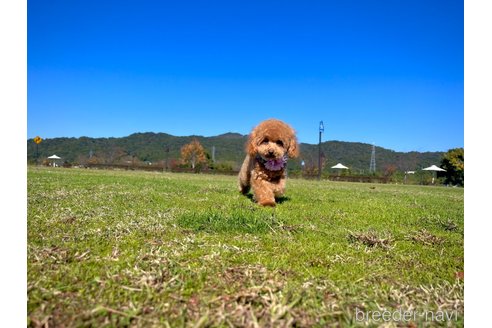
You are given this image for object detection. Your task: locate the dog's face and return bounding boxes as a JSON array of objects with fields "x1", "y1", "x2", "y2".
[
  {"x1": 247, "y1": 119, "x2": 299, "y2": 160},
  {"x1": 256, "y1": 136, "x2": 287, "y2": 160}
]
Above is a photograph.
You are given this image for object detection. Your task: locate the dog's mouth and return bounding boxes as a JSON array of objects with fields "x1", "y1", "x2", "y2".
[{"x1": 259, "y1": 155, "x2": 288, "y2": 171}]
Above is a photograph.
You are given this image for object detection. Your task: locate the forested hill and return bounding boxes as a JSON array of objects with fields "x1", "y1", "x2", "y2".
[{"x1": 27, "y1": 132, "x2": 444, "y2": 173}]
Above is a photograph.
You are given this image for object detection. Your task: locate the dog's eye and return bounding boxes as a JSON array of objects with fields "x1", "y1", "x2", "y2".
[
  {"x1": 262, "y1": 138, "x2": 269, "y2": 144},
  {"x1": 276, "y1": 140, "x2": 284, "y2": 147}
]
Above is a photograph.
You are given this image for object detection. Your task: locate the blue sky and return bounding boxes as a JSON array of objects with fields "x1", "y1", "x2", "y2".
[{"x1": 27, "y1": 0, "x2": 463, "y2": 152}]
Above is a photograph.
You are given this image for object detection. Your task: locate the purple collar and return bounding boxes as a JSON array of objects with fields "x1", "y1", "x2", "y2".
[{"x1": 256, "y1": 155, "x2": 288, "y2": 171}]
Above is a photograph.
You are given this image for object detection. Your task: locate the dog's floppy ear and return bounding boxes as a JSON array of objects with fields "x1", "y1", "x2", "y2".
[
  {"x1": 287, "y1": 126, "x2": 299, "y2": 158},
  {"x1": 287, "y1": 136, "x2": 300, "y2": 158},
  {"x1": 246, "y1": 129, "x2": 259, "y2": 156}
]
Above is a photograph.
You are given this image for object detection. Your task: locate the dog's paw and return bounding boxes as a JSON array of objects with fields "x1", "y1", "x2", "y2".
[{"x1": 258, "y1": 199, "x2": 276, "y2": 207}]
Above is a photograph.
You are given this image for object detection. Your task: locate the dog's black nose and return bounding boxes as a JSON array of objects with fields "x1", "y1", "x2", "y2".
[{"x1": 268, "y1": 150, "x2": 274, "y2": 156}]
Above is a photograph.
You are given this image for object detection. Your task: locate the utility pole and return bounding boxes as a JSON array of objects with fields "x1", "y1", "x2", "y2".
[
  {"x1": 318, "y1": 121, "x2": 324, "y2": 180},
  {"x1": 164, "y1": 147, "x2": 169, "y2": 171}
]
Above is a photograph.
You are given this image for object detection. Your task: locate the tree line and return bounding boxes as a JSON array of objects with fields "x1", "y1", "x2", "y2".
[{"x1": 27, "y1": 132, "x2": 463, "y2": 184}]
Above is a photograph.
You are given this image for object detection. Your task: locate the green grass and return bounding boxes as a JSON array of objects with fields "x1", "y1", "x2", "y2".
[{"x1": 27, "y1": 167, "x2": 464, "y2": 327}]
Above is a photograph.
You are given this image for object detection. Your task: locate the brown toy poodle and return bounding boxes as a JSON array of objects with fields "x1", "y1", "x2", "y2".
[{"x1": 238, "y1": 119, "x2": 299, "y2": 206}]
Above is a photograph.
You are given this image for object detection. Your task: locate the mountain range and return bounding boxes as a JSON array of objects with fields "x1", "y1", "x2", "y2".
[{"x1": 27, "y1": 132, "x2": 444, "y2": 173}]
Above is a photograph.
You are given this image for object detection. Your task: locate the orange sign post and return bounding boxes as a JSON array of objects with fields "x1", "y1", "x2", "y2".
[{"x1": 34, "y1": 136, "x2": 42, "y2": 165}]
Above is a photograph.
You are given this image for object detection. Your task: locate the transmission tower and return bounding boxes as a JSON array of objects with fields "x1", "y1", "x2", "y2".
[{"x1": 369, "y1": 144, "x2": 376, "y2": 173}]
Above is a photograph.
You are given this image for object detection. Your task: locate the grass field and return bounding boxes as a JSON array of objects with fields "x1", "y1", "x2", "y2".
[{"x1": 27, "y1": 167, "x2": 464, "y2": 327}]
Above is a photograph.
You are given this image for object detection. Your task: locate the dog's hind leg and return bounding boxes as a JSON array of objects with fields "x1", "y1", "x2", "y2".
[{"x1": 238, "y1": 155, "x2": 253, "y2": 194}]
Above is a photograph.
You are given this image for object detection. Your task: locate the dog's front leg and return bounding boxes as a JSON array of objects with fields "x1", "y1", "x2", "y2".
[
  {"x1": 252, "y1": 178, "x2": 276, "y2": 207},
  {"x1": 273, "y1": 178, "x2": 286, "y2": 198}
]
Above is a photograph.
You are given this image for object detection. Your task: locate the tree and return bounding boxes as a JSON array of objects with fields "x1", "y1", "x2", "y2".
[
  {"x1": 107, "y1": 146, "x2": 127, "y2": 164},
  {"x1": 383, "y1": 164, "x2": 397, "y2": 179},
  {"x1": 180, "y1": 139, "x2": 208, "y2": 169},
  {"x1": 440, "y1": 148, "x2": 464, "y2": 186}
]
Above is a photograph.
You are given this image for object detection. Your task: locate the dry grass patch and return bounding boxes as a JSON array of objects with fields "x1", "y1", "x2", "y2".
[
  {"x1": 348, "y1": 230, "x2": 394, "y2": 249},
  {"x1": 409, "y1": 229, "x2": 444, "y2": 246}
]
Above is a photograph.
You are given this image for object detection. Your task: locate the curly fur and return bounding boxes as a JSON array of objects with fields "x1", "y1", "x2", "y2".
[{"x1": 238, "y1": 119, "x2": 299, "y2": 206}]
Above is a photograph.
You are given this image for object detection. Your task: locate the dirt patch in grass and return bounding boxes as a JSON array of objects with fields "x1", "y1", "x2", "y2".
[
  {"x1": 439, "y1": 218, "x2": 459, "y2": 232},
  {"x1": 348, "y1": 230, "x2": 394, "y2": 249},
  {"x1": 409, "y1": 229, "x2": 444, "y2": 246}
]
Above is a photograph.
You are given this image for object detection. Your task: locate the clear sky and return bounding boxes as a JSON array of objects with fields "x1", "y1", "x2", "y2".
[{"x1": 27, "y1": 0, "x2": 463, "y2": 152}]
